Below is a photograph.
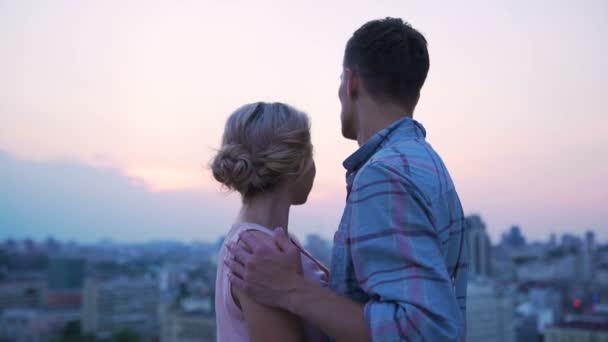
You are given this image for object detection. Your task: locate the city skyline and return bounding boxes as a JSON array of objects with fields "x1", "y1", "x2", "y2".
[
  {"x1": 1, "y1": 0, "x2": 607, "y2": 242},
  {"x1": 1, "y1": 210, "x2": 607, "y2": 341}
]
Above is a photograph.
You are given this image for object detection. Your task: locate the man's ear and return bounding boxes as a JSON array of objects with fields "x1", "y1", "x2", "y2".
[{"x1": 344, "y1": 68, "x2": 359, "y2": 99}]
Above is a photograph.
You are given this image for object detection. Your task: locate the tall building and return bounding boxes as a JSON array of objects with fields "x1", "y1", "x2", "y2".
[
  {"x1": 549, "y1": 233, "x2": 557, "y2": 246},
  {"x1": 585, "y1": 231, "x2": 595, "y2": 252},
  {"x1": 82, "y1": 277, "x2": 159, "y2": 339},
  {"x1": 501, "y1": 225, "x2": 526, "y2": 249},
  {"x1": 561, "y1": 234, "x2": 581, "y2": 249},
  {"x1": 491, "y1": 245, "x2": 515, "y2": 282},
  {"x1": 466, "y1": 280, "x2": 515, "y2": 342},
  {"x1": 466, "y1": 215, "x2": 492, "y2": 278},
  {"x1": 47, "y1": 257, "x2": 85, "y2": 291},
  {"x1": 559, "y1": 234, "x2": 594, "y2": 282},
  {"x1": 597, "y1": 250, "x2": 608, "y2": 287},
  {"x1": 46, "y1": 257, "x2": 86, "y2": 309}
]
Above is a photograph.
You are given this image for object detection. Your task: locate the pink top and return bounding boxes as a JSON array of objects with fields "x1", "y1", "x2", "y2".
[{"x1": 215, "y1": 222, "x2": 330, "y2": 342}]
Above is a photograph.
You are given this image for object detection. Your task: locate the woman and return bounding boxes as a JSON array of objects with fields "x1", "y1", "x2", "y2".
[{"x1": 212, "y1": 102, "x2": 329, "y2": 342}]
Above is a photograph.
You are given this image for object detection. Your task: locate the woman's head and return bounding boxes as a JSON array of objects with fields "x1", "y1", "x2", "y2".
[{"x1": 211, "y1": 102, "x2": 315, "y2": 204}]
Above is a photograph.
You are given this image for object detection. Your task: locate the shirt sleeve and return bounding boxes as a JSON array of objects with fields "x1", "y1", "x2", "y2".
[{"x1": 347, "y1": 162, "x2": 465, "y2": 342}]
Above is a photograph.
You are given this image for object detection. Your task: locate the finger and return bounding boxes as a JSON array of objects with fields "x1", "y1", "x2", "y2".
[
  {"x1": 228, "y1": 271, "x2": 247, "y2": 291},
  {"x1": 236, "y1": 237, "x2": 253, "y2": 253},
  {"x1": 224, "y1": 257, "x2": 246, "y2": 279},
  {"x1": 273, "y1": 227, "x2": 291, "y2": 252},
  {"x1": 227, "y1": 242, "x2": 251, "y2": 265}
]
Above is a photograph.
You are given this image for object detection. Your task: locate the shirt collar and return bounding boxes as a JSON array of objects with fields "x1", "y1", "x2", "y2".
[{"x1": 342, "y1": 117, "x2": 426, "y2": 172}]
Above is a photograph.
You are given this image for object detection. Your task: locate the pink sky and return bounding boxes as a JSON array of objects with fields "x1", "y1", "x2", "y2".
[{"x1": 1, "y1": 0, "x2": 606, "y2": 242}]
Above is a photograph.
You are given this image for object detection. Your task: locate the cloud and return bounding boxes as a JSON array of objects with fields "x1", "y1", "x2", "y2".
[
  {"x1": 0, "y1": 150, "x2": 242, "y2": 242},
  {"x1": 0, "y1": 151, "x2": 346, "y2": 243}
]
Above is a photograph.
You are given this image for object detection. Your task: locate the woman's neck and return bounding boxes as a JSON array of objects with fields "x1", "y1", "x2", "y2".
[{"x1": 238, "y1": 191, "x2": 291, "y2": 232}]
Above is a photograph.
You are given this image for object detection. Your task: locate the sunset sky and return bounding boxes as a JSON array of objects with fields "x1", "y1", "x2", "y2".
[{"x1": 1, "y1": 0, "x2": 606, "y2": 243}]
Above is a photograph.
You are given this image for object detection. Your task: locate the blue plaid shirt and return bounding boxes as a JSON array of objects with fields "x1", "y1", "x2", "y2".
[{"x1": 329, "y1": 117, "x2": 468, "y2": 341}]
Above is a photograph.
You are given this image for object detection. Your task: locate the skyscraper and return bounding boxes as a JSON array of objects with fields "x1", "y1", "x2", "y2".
[
  {"x1": 47, "y1": 257, "x2": 86, "y2": 290},
  {"x1": 585, "y1": 231, "x2": 595, "y2": 252},
  {"x1": 501, "y1": 226, "x2": 526, "y2": 249},
  {"x1": 466, "y1": 215, "x2": 492, "y2": 278},
  {"x1": 46, "y1": 257, "x2": 86, "y2": 308}
]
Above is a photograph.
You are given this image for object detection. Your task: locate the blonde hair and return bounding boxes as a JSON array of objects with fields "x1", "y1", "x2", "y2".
[{"x1": 211, "y1": 102, "x2": 312, "y2": 199}]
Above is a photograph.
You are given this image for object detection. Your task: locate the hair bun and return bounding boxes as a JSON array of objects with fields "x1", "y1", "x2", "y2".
[{"x1": 211, "y1": 144, "x2": 255, "y2": 194}]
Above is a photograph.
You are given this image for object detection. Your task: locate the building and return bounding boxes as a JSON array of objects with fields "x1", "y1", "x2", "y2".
[
  {"x1": 585, "y1": 231, "x2": 596, "y2": 252},
  {"x1": 516, "y1": 253, "x2": 578, "y2": 282},
  {"x1": 0, "y1": 308, "x2": 80, "y2": 342},
  {"x1": 491, "y1": 245, "x2": 515, "y2": 281},
  {"x1": 597, "y1": 256, "x2": 608, "y2": 287},
  {"x1": 501, "y1": 226, "x2": 526, "y2": 249},
  {"x1": 466, "y1": 280, "x2": 515, "y2": 342},
  {"x1": 549, "y1": 233, "x2": 557, "y2": 246},
  {"x1": 515, "y1": 312, "x2": 540, "y2": 342},
  {"x1": 514, "y1": 296, "x2": 559, "y2": 341},
  {"x1": 46, "y1": 257, "x2": 86, "y2": 309},
  {"x1": 545, "y1": 311, "x2": 608, "y2": 342},
  {"x1": 82, "y1": 277, "x2": 159, "y2": 339},
  {"x1": 545, "y1": 323, "x2": 608, "y2": 342},
  {"x1": 0, "y1": 281, "x2": 44, "y2": 310},
  {"x1": 47, "y1": 257, "x2": 86, "y2": 291},
  {"x1": 528, "y1": 285, "x2": 563, "y2": 319},
  {"x1": 162, "y1": 311, "x2": 215, "y2": 342},
  {"x1": 161, "y1": 296, "x2": 215, "y2": 342},
  {"x1": 466, "y1": 215, "x2": 492, "y2": 278},
  {"x1": 561, "y1": 234, "x2": 582, "y2": 249},
  {"x1": 159, "y1": 265, "x2": 182, "y2": 293}
]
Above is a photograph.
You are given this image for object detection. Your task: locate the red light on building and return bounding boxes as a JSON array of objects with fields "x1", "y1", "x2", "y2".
[
  {"x1": 573, "y1": 298, "x2": 582, "y2": 309},
  {"x1": 46, "y1": 291, "x2": 82, "y2": 309}
]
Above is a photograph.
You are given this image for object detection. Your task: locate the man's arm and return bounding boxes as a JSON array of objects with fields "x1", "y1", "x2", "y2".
[
  {"x1": 226, "y1": 229, "x2": 371, "y2": 342},
  {"x1": 285, "y1": 275, "x2": 369, "y2": 341},
  {"x1": 346, "y1": 162, "x2": 464, "y2": 341}
]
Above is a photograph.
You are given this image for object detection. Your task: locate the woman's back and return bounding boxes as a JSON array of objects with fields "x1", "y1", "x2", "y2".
[{"x1": 215, "y1": 222, "x2": 329, "y2": 342}]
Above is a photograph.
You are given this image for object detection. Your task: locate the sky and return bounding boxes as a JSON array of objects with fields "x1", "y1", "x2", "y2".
[{"x1": 1, "y1": 0, "x2": 607, "y2": 243}]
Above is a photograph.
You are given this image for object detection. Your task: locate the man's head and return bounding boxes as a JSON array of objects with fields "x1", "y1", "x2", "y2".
[{"x1": 339, "y1": 17, "x2": 430, "y2": 140}]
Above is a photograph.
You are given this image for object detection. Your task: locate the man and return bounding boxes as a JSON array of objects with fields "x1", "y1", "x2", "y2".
[{"x1": 225, "y1": 17, "x2": 468, "y2": 341}]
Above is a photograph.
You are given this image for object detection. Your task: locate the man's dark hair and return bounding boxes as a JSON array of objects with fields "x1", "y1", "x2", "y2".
[{"x1": 344, "y1": 17, "x2": 430, "y2": 110}]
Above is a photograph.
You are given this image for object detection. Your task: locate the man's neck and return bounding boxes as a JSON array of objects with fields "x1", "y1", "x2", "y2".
[{"x1": 356, "y1": 100, "x2": 412, "y2": 146}]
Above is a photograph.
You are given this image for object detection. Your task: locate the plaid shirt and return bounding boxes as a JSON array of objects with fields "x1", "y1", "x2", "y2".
[{"x1": 329, "y1": 117, "x2": 468, "y2": 341}]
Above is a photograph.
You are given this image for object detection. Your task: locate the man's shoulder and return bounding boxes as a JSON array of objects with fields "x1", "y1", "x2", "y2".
[
  {"x1": 350, "y1": 140, "x2": 437, "y2": 203},
  {"x1": 351, "y1": 154, "x2": 411, "y2": 191},
  {"x1": 357, "y1": 140, "x2": 425, "y2": 177},
  {"x1": 371, "y1": 138, "x2": 430, "y2": 163}
]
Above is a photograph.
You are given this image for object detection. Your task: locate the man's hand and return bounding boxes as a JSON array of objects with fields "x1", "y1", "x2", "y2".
[
  {"x1": 225, "y1": 227, "x2": 303, "y2": 310},
  {"x1": 227, "y1": 227, "x2": 370, "y2": 341}
]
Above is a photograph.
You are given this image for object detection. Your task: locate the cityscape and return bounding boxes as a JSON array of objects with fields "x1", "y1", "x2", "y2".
[
  {"x1": 0, "y1": 218, "x2": 606, "y2": 342},
  {"x1": 1, "y1": 1, "x2": 606, "y2": 342}
]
